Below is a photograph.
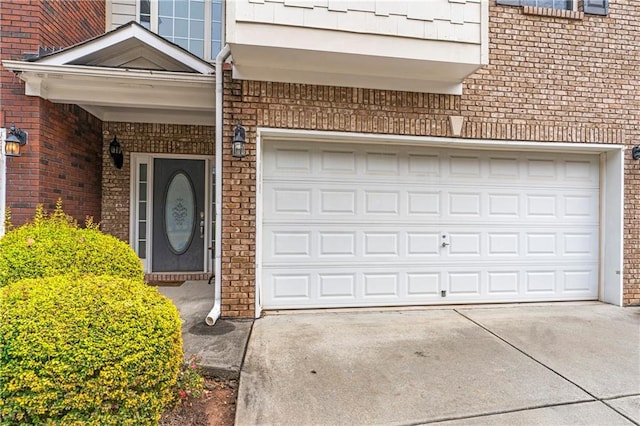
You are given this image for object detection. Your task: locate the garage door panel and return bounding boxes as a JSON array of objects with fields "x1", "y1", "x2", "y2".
[
  {"x1": 563, "y1": 270, "x2": 598, "y2": 293},
  {"x1": 320, "y1": 150, "x2": 357, "y2": 173},
  {"x1": 262, "y1": 141, "x2": 600, "y2": 309},
  {"x1": 320, "y1": 232, "x2": 357, "y2": 256},
  {"x1": 320, "y1": 190, "x2": 357, "y2": 214},
  {"x1": 271, "y1": 188, "x2": 311, "y2": 214},
  {"x1": 263, "y1": 264, "x2": 599, "y2": 309},
  {"x1": 364, "y1": 273, "x2": 399, "y2": 297},
  {"x1": 408, "y1": 191, "x2": 441, "y2": 215},
  {"x1": 319, "y1": 273, "x2": 356, "y2": 298},
  {"x1": 365, "y1": 152, "x2": 400, "y2": 175},
  {"x1": 407, "y1": 273, "x2": 441, "y2": 296},
  {"x1": 266, "y1": 142, "x2": 599, "y2": 184},
  {"x1": 272, "y1": 148, "x2": 311, "y2": 172},
  {"x1": 407, "y1": 232, "x2": 441, "y2": 256},
  {"x1": 265, "y1": 183, "x2": 598, "y2": 224},
  {"x1": 487, "y1": 271, "x2": 520, "y2": 295},
  {"x1": 489, "y1": 156, "x2": 519, "y2": 178},
  {"x1": 408, "y1": 154, "x2": 441, "y2": 176},
  {"x1": 263, "y1": 227, "x2": 598, "y2": 263}
]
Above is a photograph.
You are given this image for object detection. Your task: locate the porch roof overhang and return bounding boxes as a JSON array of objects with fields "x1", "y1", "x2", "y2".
[{"x1": 1, "y1": 22, "x2": 216, "y2": 126}]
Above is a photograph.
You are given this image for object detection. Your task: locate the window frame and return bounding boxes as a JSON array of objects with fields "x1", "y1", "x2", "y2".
[
  {"x1": 496, "y1": 0, "x2": 577, "y2": 11},
  {"x1": 137, "y1": 0, "x2": 224, "y2": 62}
]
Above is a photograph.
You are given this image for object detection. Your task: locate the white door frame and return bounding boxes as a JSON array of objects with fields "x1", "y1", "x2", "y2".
[
  {"x1": 129, "y1": 152, "x2": 215, "y2": 273},
  {"x1": 255, "y1": 128, "x2": 625, "y2": 317}
]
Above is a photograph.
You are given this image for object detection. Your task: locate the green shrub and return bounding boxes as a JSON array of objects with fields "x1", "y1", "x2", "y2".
[
  {"x1": 0, "y1": 275, "x2": 183, "y2": 425},
  {"x1": 0, "y1": 202, "x2": 143, "y2": 288}
]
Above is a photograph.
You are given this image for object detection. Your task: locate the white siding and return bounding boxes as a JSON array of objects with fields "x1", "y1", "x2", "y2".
[
  {"x1": 235, "y1": 0, "x2": 483, "y2": 44},
  {"x1": 107, "y1": 0, "x2": 137, "y2": 30},
  {"x1": 226, "y1": 0, "x2": 488, "y2": 94}
]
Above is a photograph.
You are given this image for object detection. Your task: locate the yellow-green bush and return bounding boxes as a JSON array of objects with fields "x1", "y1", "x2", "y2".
[
  {"x1": 0, "y1": 203, "x2": 143, "y2": 288},
  {"x1": 0, "y1": 275, "x2": 183, "y2": 425}
]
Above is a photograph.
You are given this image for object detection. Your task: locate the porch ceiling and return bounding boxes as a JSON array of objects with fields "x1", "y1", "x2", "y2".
[{"x1": 1, "y1": 22, "x2": 216, "y2": 126}]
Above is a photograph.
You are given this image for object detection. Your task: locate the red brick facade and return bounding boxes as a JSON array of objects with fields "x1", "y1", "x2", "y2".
[
  {"x1": 1, "y1": 1, "x2": 638, "y2": 315},
  {"x1": 0, "y1": 0, "x2": 105, "y2": 223}
]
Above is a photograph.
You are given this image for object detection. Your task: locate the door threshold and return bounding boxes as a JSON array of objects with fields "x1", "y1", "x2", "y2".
[{"x1": 146, "y1": 272, "x2": 211, "y2": 286}]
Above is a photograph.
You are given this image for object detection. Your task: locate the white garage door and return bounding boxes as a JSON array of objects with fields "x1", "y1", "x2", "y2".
[{"x1": 261, "y1": 140, "x2": 600, "y2": 309}]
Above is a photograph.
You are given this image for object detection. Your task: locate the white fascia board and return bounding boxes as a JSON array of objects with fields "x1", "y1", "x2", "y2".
[
  {"x1": 2, "y1": 61, "x2": 215, "y2": 84},
  {"x1": 229, "y1": 22, "x2": 482, "y2": 66},
  {"x1": 257, "y1": 128, "x2": 624, "y2": 154},
  {"x1": 28, "y1": 24, "x2": 214, "y2": 74}
]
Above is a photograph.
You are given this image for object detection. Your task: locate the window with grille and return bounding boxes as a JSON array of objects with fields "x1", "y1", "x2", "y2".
[{"x1": 138, "y1": 0, "x2": 223, "y2": 61}]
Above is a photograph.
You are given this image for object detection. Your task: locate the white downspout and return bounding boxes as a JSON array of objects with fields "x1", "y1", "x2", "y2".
[{"x1": 206, "y1": 44, "x2": 231, "y2": 326}]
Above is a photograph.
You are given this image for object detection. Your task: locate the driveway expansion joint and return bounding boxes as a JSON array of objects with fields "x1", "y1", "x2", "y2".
[
  {"x1": 455, "y1": 310, "x2": 596, "y2": 395},
  {"x1": 407, "y1": 399, "x2": 600, "y2": 425},
  {"x1": 601, "y1": 398, "x2": 640, "y2": 426},
  {"x1": 454, "y1": 309, "x2": 640, "y2": 426}
]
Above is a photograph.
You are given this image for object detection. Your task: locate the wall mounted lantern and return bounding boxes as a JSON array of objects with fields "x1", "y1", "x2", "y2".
[
  {"x1": 109, "y1": 136, "x2": 124, "y2": 169},
  {"x1": 632, "y1": 146, "x2": 640, "y2": 160},
  {"x1": 232, "y1": 122, "x2": 246, "y2": 158},
  {"x1": 5, "y1": 124, "x2": 28, "y2": 157}
]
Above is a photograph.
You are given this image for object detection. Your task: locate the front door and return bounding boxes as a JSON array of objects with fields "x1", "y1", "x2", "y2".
[{"x1": 152, "y1": 159, "x2": 205, "y2": 272}]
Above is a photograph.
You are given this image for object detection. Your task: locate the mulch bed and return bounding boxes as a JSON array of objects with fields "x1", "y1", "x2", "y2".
[{"x1": 160, "y1": 378, "x2": 238, "y2": 426}]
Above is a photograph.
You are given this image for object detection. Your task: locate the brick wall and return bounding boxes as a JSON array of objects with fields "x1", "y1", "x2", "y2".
[
  {"x1": 220, "y1": 78, "x2": 473, "y2": 317},
  {"x1": 4, "y1": 1, "x2": 635, "y2": 313},
  {"x1": 217, "y1": 1, "x2": 639, "y2": 316},
  {"x1": 465, "y1": 1, "x2": 639, "y2": 305},
  {"x1": 0, "y1": 0, "x2": 105, "y2": 224},
  {"x1": 101, "y1": 122, "x2": 215, "y2": 241}
]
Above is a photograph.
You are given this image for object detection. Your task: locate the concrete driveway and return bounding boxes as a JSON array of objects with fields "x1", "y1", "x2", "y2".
[{"x1": 236, "y1": 303, "x2": 640, "y2": 425}]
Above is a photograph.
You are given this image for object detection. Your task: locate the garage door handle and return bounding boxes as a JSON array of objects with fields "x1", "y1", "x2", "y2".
[{"x1": 441, "y1": 242, "x2": 450, "y2": 247}]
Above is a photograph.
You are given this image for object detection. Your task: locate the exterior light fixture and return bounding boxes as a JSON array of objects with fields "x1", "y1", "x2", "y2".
[
  {"x1": 232, "y1": 122, "x2": 246, "y2": 158},
  {"x1": 5, "y1": 124, "x2": 28, "y2": 157},
  {"x1": 109, "y1": 136, "x2": 124, "y2": 169},
  {"x1": 632, "y1": 146, "x2": 640, "y2": 160}
]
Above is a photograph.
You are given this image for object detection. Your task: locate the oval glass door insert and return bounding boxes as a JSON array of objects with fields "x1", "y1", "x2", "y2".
[{"x1": 164, "y1": 172, "x2": 195, "y2": 254}]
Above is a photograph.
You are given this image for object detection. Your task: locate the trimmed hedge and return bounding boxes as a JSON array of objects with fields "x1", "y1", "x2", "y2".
[
  {"x1": 0, "y1": 275, "x2": 183, "y2": 425},
  {"x1": 0, "y1": 203, "x2": 144, "y2": 288}
]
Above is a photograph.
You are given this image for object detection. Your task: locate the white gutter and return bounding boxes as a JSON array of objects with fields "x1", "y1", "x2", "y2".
[
  {"x1": 2, "y1": 60, "x2": 215, "y2": 84},
  {"x1": 206, "y1": 44, "x2": 231, "y2": 326}
]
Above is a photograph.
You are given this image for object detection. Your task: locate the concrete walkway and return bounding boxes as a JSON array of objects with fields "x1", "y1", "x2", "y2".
[
  {"x1": 159, "y1": 281, "x2": 253, "y2": 379},
  {"x1": 236, "y1": 303, "x2": 640, "y2": 425}
]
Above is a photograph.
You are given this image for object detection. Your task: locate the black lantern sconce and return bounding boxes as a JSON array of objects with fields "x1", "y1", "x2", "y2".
[
  {"x1": 109, "y1": 136, "x2": 124, "y2": 169},
  {"x1": 232, "y1": 122, "x2": 246, "y2": 159},
  {"x1": 5, "y1": 124, "x2": 28, "y2": 157},
  {"x1": 632, "y1": 146, "x2": 640, "y2": 161}
]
